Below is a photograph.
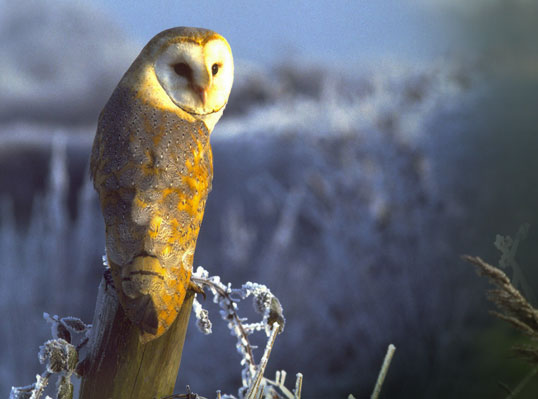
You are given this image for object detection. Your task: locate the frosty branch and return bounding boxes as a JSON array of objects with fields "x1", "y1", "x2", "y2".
[
  {"x1": 10, "y1": 314, "x2": 91, "y2": 399},
  {"x1": 464, "y1": 224, "x2": 538, "y2": 397},
  {"x1": 9, "y1": 258, "x2": 400, "y2": 399},
  {"x1": 190, "y1": 266, "x2": 292, "y2": 399}
]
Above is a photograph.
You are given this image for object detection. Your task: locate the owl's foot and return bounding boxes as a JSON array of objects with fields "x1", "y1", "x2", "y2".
[
  {"x1": 188, "y1": 279, "x2": 206, "y2": 299},
  {"x1": 103, "y1": 268, "x2": 115, "y2": 290}
]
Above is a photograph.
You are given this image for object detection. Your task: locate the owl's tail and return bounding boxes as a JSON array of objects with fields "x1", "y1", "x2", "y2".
[{"x1": 109, "y1": 255, "x2": 188, "y2": 343}]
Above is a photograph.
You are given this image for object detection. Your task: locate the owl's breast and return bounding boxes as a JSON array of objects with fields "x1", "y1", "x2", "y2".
[{"x1": 92, "y1": 88, "x2": 213, "y2": 267}]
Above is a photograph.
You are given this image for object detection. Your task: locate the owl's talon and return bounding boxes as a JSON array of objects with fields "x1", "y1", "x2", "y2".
[
  {"x1": 103, "y1": 268, "x2": 115, "y2": 290},
  {"x1": 188, "y1": 280, "x2": 206, "y2": 299}
]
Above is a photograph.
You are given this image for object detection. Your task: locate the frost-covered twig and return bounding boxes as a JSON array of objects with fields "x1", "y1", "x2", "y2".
[
  {"x1": 191, "y1": 266, "x2": 290, "y2": 399},
  {"x1": 191, "y1": 271, "x2": 257, "y2": 381},
  {"x1": 43, "y1": 313, "x2": 91, "y2": 352},
  {"x1": 161, "y1": 385, "x2": 207, "y2": 399},
  {"x1": 494, "y1": 223, "x2": 536, "y2": 305},
  {"x1": 10, "y1": 314, "x2": 91, "y2": 399},
  {"x1": 10, "y1": 373, "x2": 51, "y2": 399},
  {"x1": 264, "y1": 371, "x2": 303, "y2": 399}
]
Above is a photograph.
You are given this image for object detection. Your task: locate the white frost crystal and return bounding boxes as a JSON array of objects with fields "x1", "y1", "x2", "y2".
[{"x1": 191, "y1": 266, "x2": 290, "y2": 398}]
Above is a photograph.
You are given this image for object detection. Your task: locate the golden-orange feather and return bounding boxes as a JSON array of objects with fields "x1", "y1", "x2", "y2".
[
  {"x1": 90, "y1": 27, "x2": 231, "y2": 343},
  {"x1": 91, "y1": 84, "x2": 213, "y2": 343}
]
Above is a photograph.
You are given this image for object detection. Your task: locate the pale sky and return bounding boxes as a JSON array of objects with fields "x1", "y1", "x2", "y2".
[{"x1": 92, "y1": 1, "x2": 456, "y2": 64}]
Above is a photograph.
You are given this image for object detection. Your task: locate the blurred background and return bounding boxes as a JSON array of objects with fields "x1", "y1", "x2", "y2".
[{"x1": 1, "y1": 0, "x2": 538, "y2": 397}]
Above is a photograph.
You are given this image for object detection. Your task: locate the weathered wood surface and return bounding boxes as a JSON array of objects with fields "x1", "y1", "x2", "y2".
[{"x1": 79, "y1": 279, "x2": 194, "y2": 399}]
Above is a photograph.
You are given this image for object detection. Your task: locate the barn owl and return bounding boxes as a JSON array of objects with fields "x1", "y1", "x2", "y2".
[{"x1": 90, "y1": 27, "x2": 233, "y2": 343}]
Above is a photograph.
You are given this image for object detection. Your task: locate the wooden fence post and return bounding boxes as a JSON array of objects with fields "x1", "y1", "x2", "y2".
[{"x1": 79, "y1": 279, "x2": 194, "y2": 399}]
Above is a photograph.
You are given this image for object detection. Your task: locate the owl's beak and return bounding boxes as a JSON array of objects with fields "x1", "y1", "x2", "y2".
[{"x1": 193, "y1": 85, "x2": 208, "y2": 106}]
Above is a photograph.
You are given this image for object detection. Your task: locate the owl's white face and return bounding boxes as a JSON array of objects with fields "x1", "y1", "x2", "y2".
[{"x1": 154, "y1": 38, "x2": 234, "y2": 124}]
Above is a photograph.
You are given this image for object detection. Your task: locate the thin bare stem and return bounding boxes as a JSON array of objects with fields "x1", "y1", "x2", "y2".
[
  {"x1": 294, "y1": 373, "x2": 303, "y2": 399},
  {"x1": 505, "y1": 365, "x2": 538, "y2": 399},
  {"x1": 245, "y1": 322, "x2": 280, "y2": 399},
  {"x1": 371, "y1": 344, "x2": 396, "y2": 399}
]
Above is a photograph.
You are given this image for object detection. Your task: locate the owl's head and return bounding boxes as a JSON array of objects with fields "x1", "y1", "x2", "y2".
[{"x1": 126, "y1": 27, "x2": 234, "y2": 132}]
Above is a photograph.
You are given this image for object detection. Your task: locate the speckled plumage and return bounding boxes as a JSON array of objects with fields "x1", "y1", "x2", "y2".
[{"x1": 90, "y1": 27, "x2": 232, "y2": 343}]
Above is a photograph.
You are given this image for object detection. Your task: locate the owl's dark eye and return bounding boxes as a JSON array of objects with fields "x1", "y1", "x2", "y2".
[
  {"x1": 172, "y1": 62, "x2": 192, "y2": 80},
  {"x1": 211, "y1": 63, "x2": 219, "y2": 76}
]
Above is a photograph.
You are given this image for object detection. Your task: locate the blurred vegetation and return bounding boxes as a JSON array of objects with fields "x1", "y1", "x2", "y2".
[{"x1": 2, "y1": 0, "x2": 538, "y2": 398}]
